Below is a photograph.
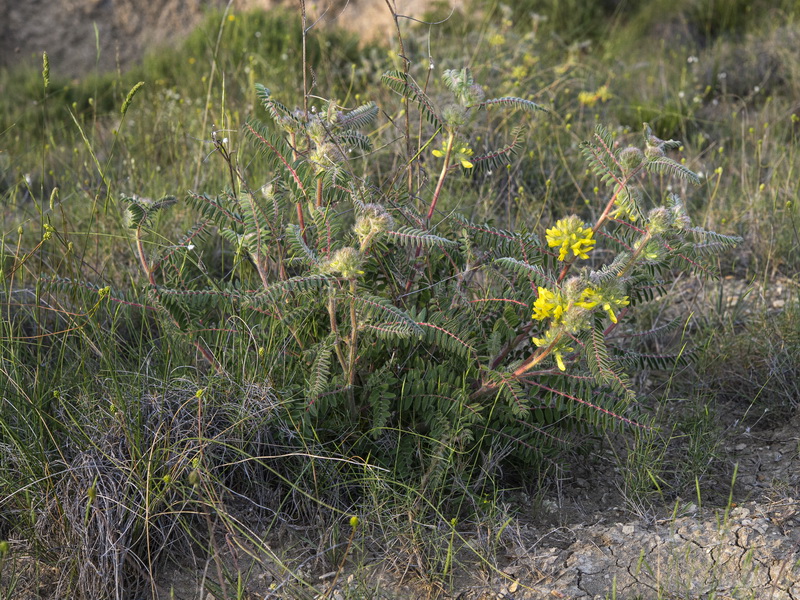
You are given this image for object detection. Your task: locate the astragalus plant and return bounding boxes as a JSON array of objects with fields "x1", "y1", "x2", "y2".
[{"x1": 100, "y1": 67, "x2": 740, "y2": 481}]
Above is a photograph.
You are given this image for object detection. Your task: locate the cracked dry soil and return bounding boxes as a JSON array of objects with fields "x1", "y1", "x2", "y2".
[
  {"x1": 486, "y1": 431, "x2": 799, "y2": 600},
  {"x1": 501, "y1": 499, "x2": 799, "y2": 600}
]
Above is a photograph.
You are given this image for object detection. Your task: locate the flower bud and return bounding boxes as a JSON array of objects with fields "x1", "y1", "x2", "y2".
[
  {"x1": 188, "y1": 470, "x2": 200, "y2": 486},
  {"x1": 467, "y1": 84, "x2": 485, "y2": 104},
  {"x1": 442, "y1": 104, "x2": 467, "y2": 127},
  {"x1": 645, "y1": 145, "x2": 665, "y2": 159},
  {"x1": 619, "y1": 147, "x2": 644, "y2": 172}
]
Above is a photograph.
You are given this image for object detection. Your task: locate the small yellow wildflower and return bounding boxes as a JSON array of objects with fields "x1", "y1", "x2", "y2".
[
  {"x1": 576, "y1": 287, "x2": 629, "y2": 323},
  {"x1": 532, "y1": 328, "x2": 573, "y2": 371},
  {"x1": 489, "y1": 33, "x2": 505, "y2": 46},
  {"x1": 432, "y1": 141, "x2": 475, "y2": 168},
  {"x1": 578, "y1": 85, "x2": 612, "y2": 108},
  {"x1": 578, "y1": 91, "x2": 597, "y2": 107},
  {"x1": 596, "y1": 85, "x2": 612, "y2": 102},
  {"x1": 546, "y1": 216, "x2": 596, "y2": 261},
  {"x1": 458, "y1": 146, "x2": 474, "y2": 169},
  {"x1": 532, "y1": 287, "x2": 569, "y2": 323},
  {"x1": 511, "y1": 66, "x2": 528, "y2": 80}
]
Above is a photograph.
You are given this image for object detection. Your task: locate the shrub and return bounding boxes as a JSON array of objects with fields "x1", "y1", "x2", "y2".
[{"x1": 96, "y1": 65, "x2": 741, "y2": 485}]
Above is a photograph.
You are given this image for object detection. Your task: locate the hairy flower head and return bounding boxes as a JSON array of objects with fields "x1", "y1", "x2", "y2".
[
  {"x1": 576, "y1": 286, "x2": 630, "y2": 323},
  {"x1": 619, "y1": 146, "x2": 644, "y2": 172},
  {"x1": 354, "y1": 204, "x2": 394, "y2": 251},
  {"x1": 546, "y1": 216, "x2": 596, "y2": 261},
  {"x1": 325, "y1": 247, "x2": 363, "y2": 278}
]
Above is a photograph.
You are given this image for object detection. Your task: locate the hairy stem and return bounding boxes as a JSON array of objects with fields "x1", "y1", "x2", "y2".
[
  {"x1": 347, "y1": 278, "x2": 358, "y2": 387},
  {"x1": 426, "y1": 130, "x2": 455, "y2": 221},
  {"x1": 512, "y1": 331, "x2": 562, "y2": 377},
  {"x1": 618, "y1": 228, "x2": 652, "y2": 279},
  {"x1": 403, "y1": 131, "x2": 455, "y2": 294},
  {"x1": 301, "y1": 0, "x2": 308, "y2": 118},
  {"x1": 135, "y1": 227, "x2": 155, "y2": 286},
  {"x1": 328, "y1": 294, "x2": 348, "y2": 374},
  {"x1": 384, "y1": 0, "x2": 412, "y2": 196}
]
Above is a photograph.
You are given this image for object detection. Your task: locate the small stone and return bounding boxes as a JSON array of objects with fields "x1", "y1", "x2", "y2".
[
  {"x1": 773, "y1": 299, "x2": 785, "y2": 309},
  {"x1": 622, "y1": 525, "x2": 635, "y2": 535},
  {"x1": 731, "y1": 507, "x2": 750, "y2": 518},
  {"x1": 735, "y1": 443, "x2": 747, "y2": 451}
]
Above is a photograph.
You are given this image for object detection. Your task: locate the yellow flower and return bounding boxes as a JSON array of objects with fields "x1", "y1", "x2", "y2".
[
  {"x1": 546, "y1": 216, "x2": 596, "y2": 261},
  {"x1": 511, "y1": 66, "x2": 528, "y2": 80},
  {"x1": 576, "y1": 287, "x2": 629, "y2": 323},
  {"x1": 432, "y1": 141, "x2": 474, "y2": 168},
  {"x1": 578, "y1": 91, "x2": 598, "y2": 107},
  {"x1": 458, "y1": 146, "x2": 474, "y2": 169},
  {"x1": 532, "y1": 286, "x2": 569, "y2": 323},
  {"x1": 596, "y1": 85, "x2": 612, "y2": 102},
  {"x1": 578, "y1": 85, "x2": 612, "y2": 107},
  {"x1": 532, "y1": 328, "x2": 573, "y2": 371}
]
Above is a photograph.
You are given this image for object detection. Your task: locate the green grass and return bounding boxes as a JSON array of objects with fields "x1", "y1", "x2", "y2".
[{"x1": 1, "y1": 1, "x2": 799, "y2": 598}]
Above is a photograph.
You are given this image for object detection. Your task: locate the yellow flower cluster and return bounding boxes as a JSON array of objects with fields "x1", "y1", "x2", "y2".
[
  {"x1": 575, "y1": 287, "x2": 630, "y2": 323},
  {"x1": 532, "y1": 286, "x2": 569, "y2": 323},
  {"x1": 578, "y1": 85, "x2": 612, "y2": 108},
  {"x1": 530, "y1": 281, "x2": 630, "y2": 371},
  {"x1": 546, "y1": 216, "x2": 596, "y2": 261},
  {"x1": 532, "y1": 328, "x2": 573, "y2": 371},
  {"x1": 432, "y1": 142, "x2": 475, "y2": 169}
]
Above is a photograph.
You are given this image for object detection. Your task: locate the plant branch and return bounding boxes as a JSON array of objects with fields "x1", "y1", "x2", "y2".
[
  {"x1": 328, "y1": 294, "x2": 348, "y2": 374},
  {"x1": 347, "y1": 278, "x2": 358, "y2": 388}
]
